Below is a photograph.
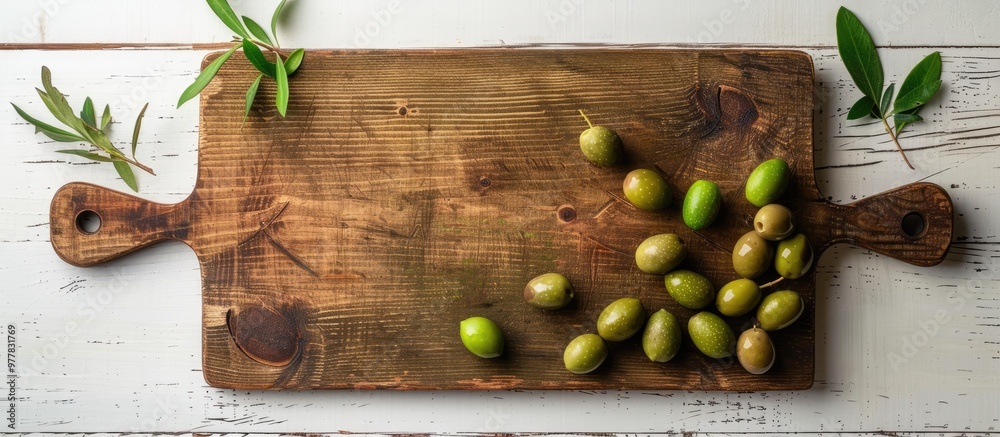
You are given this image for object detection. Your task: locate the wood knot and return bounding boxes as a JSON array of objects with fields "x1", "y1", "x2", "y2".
[
  {"x1": 557, "y1": 204, "x2": 577, "y2": 223},
  {"x1": 694, "y1": 84, "x2": 759, "y2": 136},
  {"x1": 718, "y1": 84, "x2": 759, "y2": 128},
  {"x1": 479, "y1": 177, "x2": 492, "y2": 188},
  {"x1": 397, "y1": 106, "x2": 408, "y2": 116},
  {"x1": 227, "y1": 304, "x2": 302, "y2": 367}
]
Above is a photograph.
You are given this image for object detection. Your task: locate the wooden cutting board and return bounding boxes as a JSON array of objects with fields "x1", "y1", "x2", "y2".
[{"x1": 48, "y1": 49, "x2": 953, "y2": 390}]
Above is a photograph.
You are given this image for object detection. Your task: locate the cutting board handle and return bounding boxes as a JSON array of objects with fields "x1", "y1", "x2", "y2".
[
  {"x1": 804, "y1": 182, "x2": 954, "y2": 267},
  {"x1": 49, "y1": 182, "x2": 189, "y2": 267}
]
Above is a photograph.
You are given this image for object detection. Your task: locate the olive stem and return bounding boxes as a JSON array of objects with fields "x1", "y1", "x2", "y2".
[
  {"x1": 881, "y1": 117, "x2": 915, "y2": 170},
  {"x1": 106, "y1": 150, "x2": 155, "y2": 175},
  {"x1": 125, "y1": 157, "x2": 156, "y2": 176},
  {"x1": 759, "y1": 277, "x2": 785, "y2": 289},
  {"x1": 578, "y1": 109, "x2": 593, "y2": 129}
]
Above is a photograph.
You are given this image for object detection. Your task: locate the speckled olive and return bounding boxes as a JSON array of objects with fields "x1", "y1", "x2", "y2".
[
  {"x1": 688, "y1": 311, "x2": 736, "y2": 359},
  {"x1": 623, "y1": 169, "x2": 672, "y2": 211},
  {"x1": 523, "y1": 273, "x2": 574, "y2": 310},
  {"x1": 754, "y1": 204, "x2": 796, "y2": 241},
  {"x1": 642, "y1": 309, "x2": 682, "y2": 363},
  {"x1": 716, "y1": 278, "x2": 762, "y2": 317},
  {"x1": 664, "y1": 269, "x2": 714, "y2": 309},
  {"x1": 774, "y1": 233, "x2": 813, "y2": 279},
  {"x1": 635, "y1": 233, "x2": 687, "y2": 275},
  {"x1": 756, "y1": 290, "x2": 804, "y2": 331},
  {"x1": 578, "y1": 110, "x2": 622, "y2": 167},
  {"x1": 737, "y1": 328, "x2": 775, "y2": 374},
  {"x1": 564, "y1": 333, "x2": 608, "y2": 374},
  {"x1": 596, "y1": 297, "x2": 646, "y2": 342},
  {"x1": 732, "y1": 230, "x2": 773, "y2": 279},
  {"x1": 682, "y1": 180, "x2": 722, "y2": 230},
  {"x1": 745, "y1": 158, "x2": 791, "y2": 207},
  {"x1": 459, "y1": 316, "x2": 504, "y2": 358}
]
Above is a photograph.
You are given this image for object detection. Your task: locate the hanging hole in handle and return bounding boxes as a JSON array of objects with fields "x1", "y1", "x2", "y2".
[
  {"x1": 75, "y1": 210, "x2": 102, "y2": 234},
  {"x1": 901, "y1": 212, "x2": 926, "y2": 238}
]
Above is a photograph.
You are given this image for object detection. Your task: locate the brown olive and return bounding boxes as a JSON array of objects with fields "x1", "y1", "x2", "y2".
[{"x1": 736, "y1": 328, "x2": 775, "y2": 374}]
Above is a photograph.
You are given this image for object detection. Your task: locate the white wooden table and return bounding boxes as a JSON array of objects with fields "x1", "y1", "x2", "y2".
[{"x1": 1, "y1": 1, "x2": 998, "y2": 434}]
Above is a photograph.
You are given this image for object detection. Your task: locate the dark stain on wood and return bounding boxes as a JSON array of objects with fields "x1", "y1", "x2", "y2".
[{"x1": 227, "y1": 304, "x2": 303, "y2": 367}]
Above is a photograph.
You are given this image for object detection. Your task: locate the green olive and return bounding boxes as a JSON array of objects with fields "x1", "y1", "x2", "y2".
[
  {"x1": 716, "y1": 278, "x2": 762, "y2": 317},
  {"x1": 623, "y1": 169, "x2": 672, "y2": 211},
  {"x1": 688, "y1": 311, "x2": 735, "y2": 359},
  {"x1": 732, "y1": 230, "x2": 773, "y2": 279},
  {"x1": 578, "y1": 110, "x2": 622, "y2": 166},
  {"x1": 754, "y1": 204, "x2": 796, "y2": 241},
  {"x1": 523, "y1": 273, "x2": 574, "y2": 310},
  {"x1": 745, "y1": 158, "x2": 791, "y2": 207},
  {"x1": 459, "y1": 316, "x2": 504, "y2": 358},
  {"x1": 635, "y1": 233, "x2": 687, "y2": 275},
  {"x1": 756, "y1": 290, "x2": 804, "y2": 331},
  {"x1": 774, "y1": 233, "x2": 813, "y2": 279},
  {"x1": 664, "y1": 269, "x2": 714, "y2": 309},
  {"x1": 564, "y1": 333, "x2": 608, "y2": 374},
  {"x1": 642, "y1": 309, "x2": 682, "y2": 362},
  {"x1": 596, "y1": 297, "x2": 646, "y2": 342},
  {"x1": 736, "y1": 328, "x2": 775, "y2": 374},
  {"x1": 682, "y1": 180, "x2": 722, "y2": 230}
]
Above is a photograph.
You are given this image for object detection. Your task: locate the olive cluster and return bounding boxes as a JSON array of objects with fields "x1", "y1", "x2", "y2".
[
  {"x1": 577, "y1": 114, "x2": 815, "y2": 374},
  {"x1": 625, "y1": 158, "x2": 813, "y2": 374},
  {"x1": 459, "y1": 115, "x2": 813, "y2": 377},
  {"x1": 726, "y1": 159, "x2": 812, "y2": 374}
]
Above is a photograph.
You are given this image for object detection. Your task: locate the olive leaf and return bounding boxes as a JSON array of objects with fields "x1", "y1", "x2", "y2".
[
  {"x1": 242, "y1": 16, "x2": 273, "y2": 46},
  {"x1": 847, "y1": 95, "x2": 874, "y2": 121},
  {"x1": 11, "y1": 103, "x2": 86, "y2": 142},
  {"x1": 836, "y1": 7, "x2": 944, "y2": 170},
  {"x1": 131, "y1": 102, "x2": 148, "y2": 158},
  {"x1": 284, "y1": 48, "x2": 304, "y2": 75},
  {"x1": 242, "y1": 39, "x2": 276, "y2": 78},
  {"x1": 39, "y1": 68, "x2": 90, "y2": 138},
  {"x1": 81, "y1": 97, "x2": 97, "y2": 127},
  {"x1": 114, "y1": 161, "x2": 138, "y2": 192},
  {"x1": 177, "y1": 43, "x2": 239, "y2": 108},
  {"x1": 836, "y1": 7, "x2": 883, "y2": 103},
  {"x1": 892, "y1": 80, "x2": 942, "y2": 114},
  {"x1": 56, "y1": 149, "x2": 115, "y2": 162},
  {"x1": 243, "y1": 74, "x2": 263, "y2": 126},
  {"x1": 894, "y1": 113, "x2": 923, "y2": 123},
  {"x1": 894, "y1": 51, "x2": 942, "y2": 135},
  {"x1": 879, "y1": 83, "x2": 894, "y2": 119},
  {"x1": 207, "y1": 0, "x2": 249, "y2": 39},
  {"x1": 275, "y1": 52, "x2": 289, "y2": 117},
  {"x1": 11, "y1": 66, "x2": 154, "y2": 192},
  {"x1": 271, "y1": 0, "x2": 288, "y2": 48},
  {"x1": 181, "y1": 0, "x2": 303, "y2": 120},
  {"x1": 100, "y1": 104, "x2": 112, "y2": 130}
]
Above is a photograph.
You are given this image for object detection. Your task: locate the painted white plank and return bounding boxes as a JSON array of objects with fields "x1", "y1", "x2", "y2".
[
  {"x1": 1, "y1": 46, "x2": 998, "y2": 433},
  {"x1": 2, "y1": 1, "x2": 1000, "y2": 48},
  {"x1": 15, "y1": 434, "x2": 996, "y2": 437}
]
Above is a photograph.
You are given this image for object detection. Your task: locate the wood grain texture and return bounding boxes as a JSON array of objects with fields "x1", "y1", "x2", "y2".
[{"x1": 46, "y1": 49, "x2": 952, "y2": 391}]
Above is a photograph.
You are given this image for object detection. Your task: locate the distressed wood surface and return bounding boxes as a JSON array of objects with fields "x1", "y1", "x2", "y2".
[
  {"x1": 1, "y1": 44, "x2": 997, "y2": 433},
  {"x1": 45, "y1": 48, "x2": 885, "y2": 391}
]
